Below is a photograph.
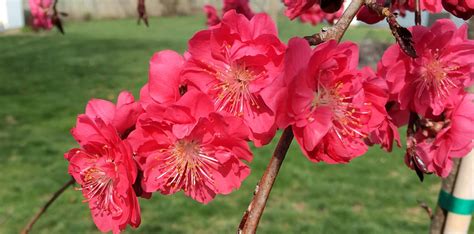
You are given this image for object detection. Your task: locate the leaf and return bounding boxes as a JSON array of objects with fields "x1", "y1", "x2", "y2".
[
  {"x1": 388, "y1": 21, "x2": 417, "y2": 58},
  {"x1": 413, "y1": 157, "x2": 425, "y2": 182}
]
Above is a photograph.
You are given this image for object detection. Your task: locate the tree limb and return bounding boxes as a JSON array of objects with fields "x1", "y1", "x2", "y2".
[
  {"x1": 415, "y1": 0, "x2": 421, "y2": 25},
  {"x1": 238, "y1": 127, "x2": 294, "y2": 234},
  {"x1": 304, "y1": 0, "x2": 365, "y2": 45}
]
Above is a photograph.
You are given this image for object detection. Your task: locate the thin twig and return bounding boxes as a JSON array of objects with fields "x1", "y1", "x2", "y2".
[
  {"x1": 365, "y1": 1, "x2": 418, "y2": 57},
  {"x1": 238, "y1": 127, "x2": 294, "y2": 234},
  {"x1": 21, "y1": 178, "x2": 75, "y2": 234},
  {"x1": 415, "y1": 0, "x2": 421, "y2": 25},
  {"x1": 304, "y1": 0, "x2": 365, "y2": 45},
  {"x1": 137, "y1": 0, "x2": 149, "y2": 27},
  {"x1": 417, "y1": 200, "x2": 434, "y2": 219},
  {"x1": 304, "y1": 0, "x2": 417, "y2": 59},
  {"x1": 51, "y1": 0, "x2": 65, "y2": 34}
]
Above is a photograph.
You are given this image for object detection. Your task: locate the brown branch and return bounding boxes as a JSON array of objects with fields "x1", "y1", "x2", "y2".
[
  {"x1": 417, "y1": 200, "x2": 433, "y2": 219},
  {"x1": 429, "y1": 158, "x2": 463, "y2": 234},
  {"x1": 415, "y1": 0, "x2": 421, "y2": 25},
  {"x1": 238, "y1": 127, "x2": 294, "y2": 234},
  {"x1": 51, "y1": 0, "x2": 65, "y2": 34},
  {"x1": 137, "y1": 0, "x2": 149, "y2": 27},
  {"x1": 365, "y1": 1, "x2": 418, "y2": 57},
  {"x1": 21, "y1": 177, "x2": 75, "y2": 234},
  {"x1": 304, "y1": 0, "x2": 365, "y2": 45},
  {"x1": 304, "y1": 0, "x2": 417, "y2": 58}
]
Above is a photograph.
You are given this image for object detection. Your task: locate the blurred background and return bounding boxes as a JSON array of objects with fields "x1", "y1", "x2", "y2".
[{"x1": 0, "y1": 0, "x2": 472, "y2": 233}]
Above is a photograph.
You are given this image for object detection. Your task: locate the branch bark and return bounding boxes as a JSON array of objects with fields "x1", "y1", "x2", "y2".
[
  {"x1": 21, "y1": 178, "x2": 75, "y2": 234},
  {"x1": 304, "y1": 0, "x2": 365, "y2": 45},
  {"x1": 365, "y1": 1, "x2": 418, "y2": 57},
  {"x1": 238, "y1": 127, "x2": 294, "y2": 234},
  {"x1": 305, "y1": 0, "x2": 417, "y2": 58},
  {"x1": 415, "y1": 0, "x2": 421, "y2": 25}
]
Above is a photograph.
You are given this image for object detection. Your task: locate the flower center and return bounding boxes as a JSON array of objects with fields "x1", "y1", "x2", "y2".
[
  {"x1": 311, "y1": 83, "x2": 338, "y2": 109},
  {"x1": 310, "y1": 82, "x2": 369, "y2": 140},
  {"x1": 416, "y1": 57, "x2": 459, "y2": 99},
  {"x1": 155, "y1": 140, "x2": 218, "y2": 192},
  {"x1": 425, "y1": 60, "x2": 446, "y2": 81},
  {"x1": 214, "y1": 63, "x2": 262, "y2": 116},
  {"x1": 83, "y1": 167, "x2": 122, "y2": 216}
]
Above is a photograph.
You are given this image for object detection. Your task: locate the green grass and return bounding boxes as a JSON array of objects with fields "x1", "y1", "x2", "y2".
[{"x1": 0, "y1": 15, "x2": 442, "y2": 233}]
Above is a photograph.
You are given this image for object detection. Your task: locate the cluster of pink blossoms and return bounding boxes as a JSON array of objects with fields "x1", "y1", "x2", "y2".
[
  {"x1": 378, "y1": 19, "x2": 474, "y2": 177},
  {"x1": 276, "y1": 38, "x2": 398, "y2": 162},
  {"x1": 65, "y1": 91, "x2": 142, "y2": 233},
  {"x1": 66, "y1": 11, "x2": 281, "y2": 233},
  {"x1": 29, "y1": 0, "x2": 53, "y2": 30},
  {"x1": 65, "y1": 9, "x2": 474, "y2": 234}
]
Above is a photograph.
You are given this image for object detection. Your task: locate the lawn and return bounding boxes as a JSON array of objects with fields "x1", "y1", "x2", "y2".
[{"x1": 0, "y1": 15, "x2": 443, "y2": 233}]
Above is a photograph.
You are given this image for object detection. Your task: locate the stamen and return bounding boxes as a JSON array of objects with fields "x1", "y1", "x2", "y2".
[
  {"x1": 415, "y1": 58, "x2": 459, "y2": 101},
  {"x1": 155, "y1": 140, "x2": 217, "y2": 192},
  {"x1": 309, "y1": 81, "x2": 370, "y2": 140},
  {"x1": 82, "y1": 167, "x2": 121, "y2": 216},
  {"x1": 213, "y1": 63, "x2": 263, "y2": 116}
]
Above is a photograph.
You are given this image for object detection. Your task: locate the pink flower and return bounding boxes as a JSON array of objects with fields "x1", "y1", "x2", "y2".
[
  {"x1": 283, "y1": 0, "x2": 318, "y2": 19},
  {"x1": 29, "y1": 0, "x2": 53, "y2": 30},
  {"x1": 65, "y1": 117, "x2": 140, "y2": 233},
  {"x1": 183, "y1": 11, "x2": 286, "y2": 146},
  {"x1": 223, "y1": 0, "x2": 255, "y2": 19},
  {"x1": 442, "y1": 0, "x2": 474, "y2": 20},
  {"x1": 72, "y1": 91, "x2": 142, "y2": 145},
  {"x1": 378, "y1": 19, "x2": 474, "y2": 116},
  {"x1": 203, "y1": 5, "x2": 221, "y2": 26},
  {"x1": 298, "y1": 3, "x2": 343, "y2": 26},
  {"x1": 139, "y1": 50, "x2": 196, "y2": 109},
  {"x1": 405, "y1": 0, "x2": 443, "y2": 13},
  {"x1": 282, "y1": 38, "x2": 381, "y2": 163},
  {"x1": 406, "y1": 94, "x2": 474, "y2": 177},
  {"x1": 361, "y1": 67, "x2": 401, "y2": 152},
  {"x1": 129, "y1": 91, "x2": 252, "y2": 204},
  {"x1": 139, "y1": 50, "x2": 184, "y2": 110},
  {"x1": 356, "y1": 0, "x2": 385, "y2": 24}
]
